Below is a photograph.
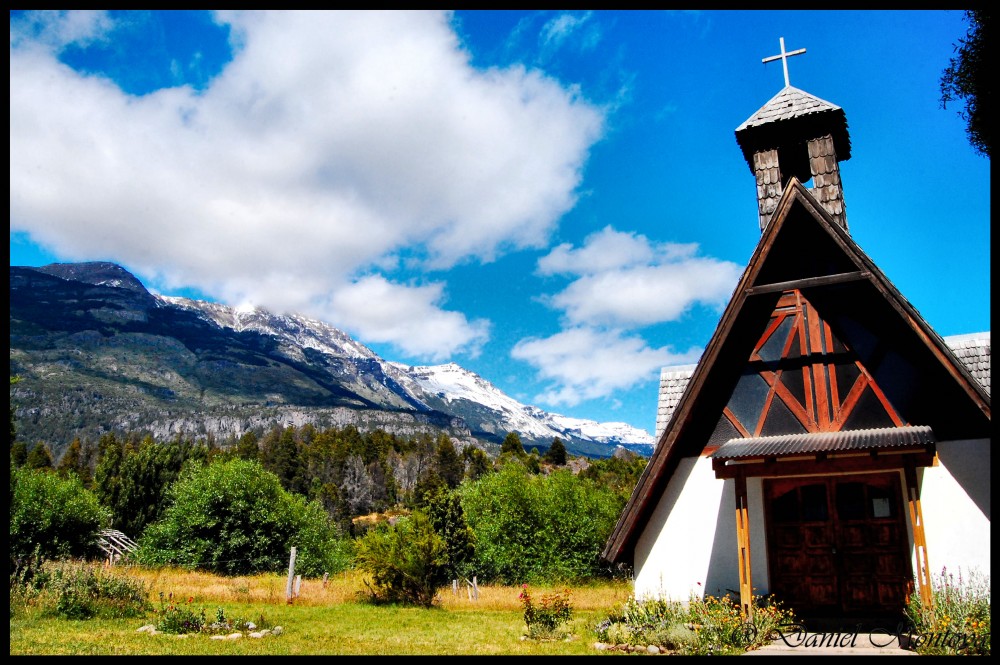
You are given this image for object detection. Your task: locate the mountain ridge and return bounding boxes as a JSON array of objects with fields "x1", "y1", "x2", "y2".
[{"x1": 9, "y1": 262, "x2": 654, "y2": 459}]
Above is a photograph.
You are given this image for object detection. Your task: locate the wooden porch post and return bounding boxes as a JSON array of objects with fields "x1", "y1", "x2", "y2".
[
  {"x1": 903, "y1": 464, "x2": 933, "y2": 616},
  {"x1": 734, "y1": 471, "x2": 753, "y2": 615}
]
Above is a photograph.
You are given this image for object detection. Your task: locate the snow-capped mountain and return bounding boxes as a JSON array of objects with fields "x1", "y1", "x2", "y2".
[
  {"x1": 167, "y1": 296, "x2": 654, "y2": 455},
  {"x1": 388, "y1": 362, "x2": 654, "y2": 455},
  {"x1": 10, "y1": 262, "x2": 654, "y2": 458}
]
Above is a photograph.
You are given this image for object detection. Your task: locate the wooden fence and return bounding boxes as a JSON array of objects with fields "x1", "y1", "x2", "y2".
[{"x1": 97, "y1": 529, "x2": 138, "y2": 565}]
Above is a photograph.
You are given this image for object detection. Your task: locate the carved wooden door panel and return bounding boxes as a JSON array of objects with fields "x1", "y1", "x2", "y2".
[
  {"x1": 834, "y1": 473, "x2": 913, "y2": 614},
  {"x1": 765, "y1": 473, "x2": 912, "y2": 617},
  {"x1": 766, "y1": 478, "x2": 838, "y2": 612}
]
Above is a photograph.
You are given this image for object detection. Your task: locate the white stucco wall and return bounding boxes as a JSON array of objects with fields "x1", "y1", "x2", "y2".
[
  {"x1": 632, "y1": 456, "x2": 770, "y2": 602},
  {"x1": 630, "y1": 440, "x2": 990, "y2": 606},
  {"x1": 918, "y1": 438, "x2": 991, "y2": 580}
]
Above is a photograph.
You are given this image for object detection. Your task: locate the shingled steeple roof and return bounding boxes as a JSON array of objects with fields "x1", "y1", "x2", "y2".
[{"x1": 735, "y1": 85, "x2": 852, "y2": 172}]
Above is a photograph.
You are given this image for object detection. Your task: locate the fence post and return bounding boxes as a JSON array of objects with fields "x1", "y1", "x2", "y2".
[
  {"x1": 294, "y1": 574, "x2": 302, "y2": 599},
  {"x1": 322, "y1": 572, "x2": 329, "y2": 589},
  {"x1": 453, "y1": 579, "x2": 458, "y2": 596},
  {"x1": 286, "y1": 547, "x2": 297, "y2": 604},
  {"x1": 472, "y1": 576, "x2": 479, "y2": 600}
]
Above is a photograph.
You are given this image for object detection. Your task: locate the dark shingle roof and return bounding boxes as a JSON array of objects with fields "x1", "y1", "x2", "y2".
[
  {"x1": 735, "y1": 85, "x2": 843, "y2": 132},
  {"x1": 734, "y1": 86, "x2": 852, "y2": 172},
  {"x1": 655, "y1": 364, "x2": 698, "y2": 439},
  {"x1": 945, "y1": 332, "x2": 991, "y2": 395}
]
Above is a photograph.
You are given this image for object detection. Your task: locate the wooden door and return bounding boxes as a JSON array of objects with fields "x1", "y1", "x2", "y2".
[{"x1": 764, "y1": 473, "x2": 913, "y2": 618}]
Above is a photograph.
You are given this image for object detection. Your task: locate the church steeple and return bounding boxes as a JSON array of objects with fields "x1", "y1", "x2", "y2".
[{"x1": 735, "y1": 38, "x2": 851, "y2": 233}]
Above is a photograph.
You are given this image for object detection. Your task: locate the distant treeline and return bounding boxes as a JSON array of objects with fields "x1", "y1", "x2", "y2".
[{"x1": 11, "y1": 418, "x2": 647, "y2": 563}]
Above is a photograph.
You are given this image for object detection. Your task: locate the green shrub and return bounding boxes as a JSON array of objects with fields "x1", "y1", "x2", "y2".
[
  {"x1": 519, "y1": 584, "x2": 573, "y2": 639},
  {"x1": 10, "y1": 467, "x2": 110, "y2": 563},
  {"x1": 135, "y1": 458, "x2": 347, "y2": 577},
  {"x1": 905, "y1": 566, "x2": 990, "y2": 656},
  {"x1": 595, "y1": 595, "x2": 684, "y2": 646},
  {"x1": 651, "y1": 624, "x2": 699, "y2": 652},
  {"x1": 423, "y1": 486, "x2": 476, "y2": 581},
  {"x1": 154, "y1": 592, "x2": 206, "y2": 634},
  {"x1": 151, "y1": 594, "x2": 270, "y2": 635},
  {"x1": 354, "y1": 511, "x2": 448, "y2": 608},
  {"x1": 459, "y1": 463, "x2": 625, "y2": 584}
]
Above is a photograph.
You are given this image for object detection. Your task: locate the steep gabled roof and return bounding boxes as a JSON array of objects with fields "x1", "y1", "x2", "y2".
[{"x1": 602, "y1": 178, "x2": 991, "y2": 565}]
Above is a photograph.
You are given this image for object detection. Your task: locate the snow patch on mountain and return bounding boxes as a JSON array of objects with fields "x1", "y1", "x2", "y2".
[
  {"x1": 160, "y1": 296, "x2": 375, "y2": 360},
  {"x1": 156, "y1": 295, "x2": 655, "y2": 454},
  {"x1": 548, "y1": 415, "x2": 656, "y2": 446},
  {"x1": 389, "y1": 361, "x2": 655, "y2": 450}
]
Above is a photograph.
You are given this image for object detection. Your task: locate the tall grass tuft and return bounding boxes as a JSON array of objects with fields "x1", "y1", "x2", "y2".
[{"x1": 10, "y1": 557, "x2": 152, "y2": 620}]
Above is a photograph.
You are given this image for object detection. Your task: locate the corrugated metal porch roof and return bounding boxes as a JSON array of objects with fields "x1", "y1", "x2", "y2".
[{"x1": 711, "y1": 425, "x2": 935, "y2": 460}]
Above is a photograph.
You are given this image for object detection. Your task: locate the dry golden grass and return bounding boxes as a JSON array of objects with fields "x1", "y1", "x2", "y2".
[{"x1": 117, "y1": 565, "x2": 635, "y2": 612}]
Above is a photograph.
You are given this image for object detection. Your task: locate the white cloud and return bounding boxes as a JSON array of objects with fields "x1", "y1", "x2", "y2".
[
  {"x1": 511, "y1": 327, "x2": 700, "y2": 407},
  {"x1": 9, "y1": 10, "x2": 604, "y2": 360},
  {"x1": 540, "y1": 11, "x2": 599, "y2": 53},
  {"x1": 537, "y1": 225, "x2": 741, "y2": 326},
  {"x1": 9, "y1": 10, "x2": 114, "y2": 50},
  {"x1": 329, "y1": 275, "x2": 490, "y2": 361},
  {"x1": 513, "y1": 225, "x2": 739, "y2": 407}
]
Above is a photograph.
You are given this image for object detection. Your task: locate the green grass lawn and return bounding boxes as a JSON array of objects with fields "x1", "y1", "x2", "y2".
[
  {"x1": 10, "y1": 603, "x2": 623, "y2": 656},
  {"x1": 10, "y1": 568, "x2": 634, "y2": 656}
]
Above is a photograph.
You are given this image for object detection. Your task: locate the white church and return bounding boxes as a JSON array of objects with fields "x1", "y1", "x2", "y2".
[{"x1": 602, "y1": 41, "x2": 990, "y2": 625}]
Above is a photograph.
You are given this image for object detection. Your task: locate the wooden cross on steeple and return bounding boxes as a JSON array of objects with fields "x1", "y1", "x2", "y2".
[{"x1": 762, "y1": 37, "x2": 806, "y2": 87}]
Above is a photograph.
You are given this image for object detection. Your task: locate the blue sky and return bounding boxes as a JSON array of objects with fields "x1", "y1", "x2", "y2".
[{"x1": 9, "y1": 10, "x2": 990, "y2": 436}]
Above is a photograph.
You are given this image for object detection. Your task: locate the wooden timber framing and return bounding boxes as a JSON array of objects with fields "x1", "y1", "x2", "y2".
[
  {"x1": 734, "y1": 471, "x2": 753, "y2": 615},
  {"x1": 745, "y1": 270, "x2": 869, "y2": 296},
  {"x1": 904, "y1": 463, "x2": 934, "y2": 615}
]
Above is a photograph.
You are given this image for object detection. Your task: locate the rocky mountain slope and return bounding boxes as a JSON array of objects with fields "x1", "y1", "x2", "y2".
[{"x1": 10, "y1": 262, "x2": 654, "y2": 459}]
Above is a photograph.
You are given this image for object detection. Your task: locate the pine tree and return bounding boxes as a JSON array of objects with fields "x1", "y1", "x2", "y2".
[
  {"x1": 234, "y1": 430, "x2": 260, "y2": 461},
  {"x1": 57, "y1": 437, "x2": 85, "y2": 480},
  {"x1": 500, "y1": 432, "x2": 526, "y2": 457},
  {"x1": 543, "y1": 437, "x2": 568, "y2": 466},
  {"x1": 26, "y1": 442, "x2": 54, "y2": 469},
  {"x1": 435, "y1": 434, "x2": 464, "y2": 489},
  {"x1": 11, "y1": 441, "x2": 29, "y2": 468},
  {"x1": 462, "y1": 446, "x2": 492, "y2": 481},
  {"x1": 261, "y1": 426, "x2": 303, "y2": 494}
]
